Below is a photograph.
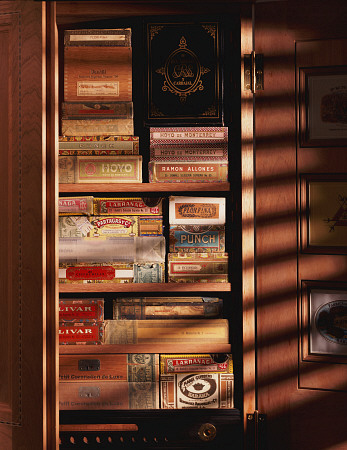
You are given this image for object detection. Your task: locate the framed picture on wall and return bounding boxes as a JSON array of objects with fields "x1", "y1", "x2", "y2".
[
  {"x1": 301, "y1": 281, "x2": 347, "y2": 363},
  {"x1": 300, "y1": 174, "x2": 347, "y2": 254},
  {"x1": 299, "y1": 66, "x2": 347, "y2": 147}
]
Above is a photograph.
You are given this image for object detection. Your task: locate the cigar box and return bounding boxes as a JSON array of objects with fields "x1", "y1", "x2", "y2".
[
  {"x1": 133, "y1": 263, "x2": 165, "y2": 283},
  {"x1": 138, "y1": 216, "x2": 163, "y2": 236},
  {"x1": 169, "y1": 225, "x2": 225, "y2": 252},
  {"x1": 59, "y1": 322, "x2": 104, "y2": 345},
  {"x1": 160, "y1": 373, "x2": 234, "y2": 409},
  {"x1": 150, "y1": 144, "x2": 228, "y2": 162},
  {"x1": 149, "y1": 161, "x2": 228, "y2": 183},
  {"x1": 112, "y1": 297, "x2": 223, "y2": 320},
  {"x1": 59, "y1": 354, "x2": 159, "y2": 382},
  {"x1": 59, "y1": 135, "x2": 139, "y2": 154},
  {"x1": 169, "y1": 196, "x2": 226, "y2": 225},
  {"x1": 168, "y1": 274, "x2": 229, "y2": 283},
  {"x1": 58, "y1": 196, "x2": 94, "y2": 216},
  {"x1": 59, "y1": 381, "x2": 159, "y2": 410},
  {"x1": 59, "y1": 155, "x2": 142, "y2": 183},
  {"x1": 64, "y1": 29, "x2": 132, "y2": 102},
  {"x1": 93, "y1": 197, "x2": 162, "y2": 216},
  {"x1": 59, "y1": 262, "x2": 134, "y2": 284},
  {"x1": 61, "y1": 101, "x2": 133, "y2": 119},
  {"x1": 160, "y1": 354, "x2": 233, "y2": 374},
  {"x1": 61, "y1": 118, "x2": 134, "y2": 137},
  {"x1": 59, "y1": 216, "x2": 138, "y2": 238},
  {"x1": 168, "y1": 252, "x2": 229, "y2": 275},
  {"x1": 104, "y1": 319, "x2": 229, "y2": 344},
  {"x1": 150, "y1": 127, "x2": 228, "y2": 145},
  {"x1": 59, "y1": 298, "x2": 104, "y2": 322}
]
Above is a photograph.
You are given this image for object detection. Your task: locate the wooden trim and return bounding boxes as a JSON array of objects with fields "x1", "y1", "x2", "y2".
[
  {"x1": 240, "y1": 3, "x2": 256, "y2": 437},
  {"x1": 45, "y1": 1, "x2": 59, "y2": 448}
]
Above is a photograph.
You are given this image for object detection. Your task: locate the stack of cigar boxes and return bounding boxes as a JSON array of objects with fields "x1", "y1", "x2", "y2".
[
  {"x1": 58, "y1": 196, "x2": 165, "y2": 284},
  {"x1": 149, "y1": 127, "x2": 228, "y2": 183},
  {"x1": 168, "y1": 196, "x2": 228, "y2": 282},
  {"x1": 59, "y1": 28, "x2": 142, "y2": 184}
]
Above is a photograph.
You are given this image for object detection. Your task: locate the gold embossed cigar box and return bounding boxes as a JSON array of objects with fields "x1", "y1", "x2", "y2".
[
  {"x1": 64, "y1": 29, "x2": 132, "y2": 102},
  {"x1": 169, "y1": 225, "x2": 225, "y2": 253},
  {"x1": 59, "y1": 381, "x2": 159, "y2": 410},
  {"x1": 59, "y1": 135, "x2": 139, "y2": 154},
  {"x1": 61, "y1": 118, "x2": 134, "y2": 137},
  {"x1": 59, "y1": 353, "x2": 159, "y2": 382},
  {"x1": 104, "y1": 319, "x2": 229, "y2": 344},
  {"x1": 112, "y1": 297, "x2": 223, "y2": 320},
  {"x1": 160, "y1": 373, "x2": 234, "y2": 409}
]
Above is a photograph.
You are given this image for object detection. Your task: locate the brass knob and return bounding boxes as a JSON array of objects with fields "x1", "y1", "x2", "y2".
[{"x1": 198, "y1": 423, "x2": 217, "y2": 441}]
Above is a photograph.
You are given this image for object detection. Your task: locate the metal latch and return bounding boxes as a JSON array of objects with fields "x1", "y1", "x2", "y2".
[
  {"x1": 244, "y1": 51, "x2": 264, "y2": 92},
  {"x1": 78, "y1": 359, "x2": 100, "y2": 371},
  {"x1": 78, "y1": 386, "x2": 100, "y2": 398},
  {"x1": 246, "y1": 410, "x2": 267, "y2": 450}
]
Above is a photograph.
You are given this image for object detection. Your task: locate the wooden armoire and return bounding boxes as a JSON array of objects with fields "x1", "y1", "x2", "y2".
[{"x1": 0, "y1": 1, "x2": 346, "y2": 449}]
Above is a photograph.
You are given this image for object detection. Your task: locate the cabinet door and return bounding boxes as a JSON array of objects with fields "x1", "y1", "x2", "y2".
[
  {"x1": 0, "y1": 1, "x2": 56, "y2": 449},
  {"x1": 255, "y1": 1, "x2": 347, "y2": 449}
]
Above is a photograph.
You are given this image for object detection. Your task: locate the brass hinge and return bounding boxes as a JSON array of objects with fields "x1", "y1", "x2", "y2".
[
  {"x1": 244, "y1": 51, "x2": 264, "y2": 92},
  {"x1": 246, "y1": 410, "x2": 267, "y2": 450}
]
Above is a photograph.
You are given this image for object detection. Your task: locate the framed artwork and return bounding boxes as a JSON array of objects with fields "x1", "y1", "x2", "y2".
[
  {"x1": 300, "y1": 174, "x2": 347, "y2": 253},
  {"x1": 301, "y1": 281, "x2": 347, "y2": 363},
  {"x1": 299, "y1": 66, "x2": 347, "y2": 147}
]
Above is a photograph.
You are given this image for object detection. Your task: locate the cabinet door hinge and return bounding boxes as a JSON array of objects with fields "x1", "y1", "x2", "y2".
[
  {"x1": 244, "y1": 51, "x2": 264, "y2": 92},
  {"x1": 246, "y1": 410, "x2": 267, "y2": 450}
]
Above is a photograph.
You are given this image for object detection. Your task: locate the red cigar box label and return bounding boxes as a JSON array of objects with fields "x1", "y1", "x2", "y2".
[
  {"x1": 66, "y1": 266, "x2": 115, "y2": 280},
  {"x1": 59, "y1": 299, "x2": 104, "y2": 322},
  {"x1": 59, "y1": 323, "x2": 103, "y2": 344}
]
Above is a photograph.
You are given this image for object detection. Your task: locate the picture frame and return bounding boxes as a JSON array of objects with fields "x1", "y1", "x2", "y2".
[
  {"x1": 301, "y1": 281, "x2": 347, "y2": 363},
  {"x1": 300, "y1": 173, "x2": 347, "y2": 254},
  {"x1": 299, "y1": 66, "x2": 347, "y2": 147}
]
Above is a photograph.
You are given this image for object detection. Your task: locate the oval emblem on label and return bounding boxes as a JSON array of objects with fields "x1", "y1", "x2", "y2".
[
  {"x1": 315, "y1": 300, "x2": 347, "y2": 345},
  {"x1": 165, "y1": 48, "x2": 201, "y2": 94},
  {"x1": 178, "y1": 374, "x2": 217, "y2": 400}
]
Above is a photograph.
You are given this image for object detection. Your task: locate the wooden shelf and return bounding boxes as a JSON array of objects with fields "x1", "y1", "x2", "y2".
[
  {"x1": 59, "y1": 282, "x2": 231, "y2": 293},
  {"x1": 59, "y1": 182, "x2": 230, "y2": 193},
  {"x1": 59, "y1": 343, "x2": 232, "y2": 354}
]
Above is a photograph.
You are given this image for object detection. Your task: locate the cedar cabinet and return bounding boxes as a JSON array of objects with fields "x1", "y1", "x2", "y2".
[{"x1": 0, "y1": 1, "x2": 346, "y2": 449}]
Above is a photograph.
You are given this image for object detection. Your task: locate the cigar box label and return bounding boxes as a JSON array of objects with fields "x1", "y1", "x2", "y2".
[
  {"x1": 150, "y1": 127, "x2": 228, "y2": 144},
  {"x1": 61, "y1": 118, "x2": 134, "y2": 136},
  {"x1": 150, "y1": 145, "x2": 228, "y2": 161},
  {"x1": 94, "y1": 198, "x2": 162, "y2": 215},
  {"x1": 113, "y1": 297, "x2": 223, "y2": 320},
  {"x1": 160, "y1": 354, "x2": 233, "y2": 374},
  {"x1": 169, "y1": 225, "x2": 225, "y2": 252},
  {"x1": 58, "y1": 196, "x2": 94, "y2": 215},
  {"x1": 59, "y1": 381, "x2": 159, "y2": 410},
  {"x1": 160, "y1": 373, "x2": 234, "y2": 409},
  {"x1": 66, "y1": 266, "x2": 116, "y2": 280},
  {"x1": 59, "y1": 216, "x2": 94, "y2": 237},
  {"x1": 134, "y1": 263, "x2": 165, "y2": 283},
  {"x1": 62, "y1": 101, "x2": 133, "y2": 119},
  {"x1": 76, "y1": 156, "x2": 142, "y2": 183},
  {"x1": 90, "y1": 216, "x2": 138, "y2": 237},
  {"x1": 138, "y1": 217, "x2": 163, "y2": 236},
  {"x1": 169, "y1": 196, "x2": 225, "y2": 225},
  {"x1": 59, "y1": 156, "x2": 76, "y2": 183},
  {"x1": 59, "y1": 299, "x2": 104, "y2": 322},
  {"x1": 104, "y1": 319, "x2": 229, "y2": 344},
  {"x1": 64, "y1": 29, "x2": 132, "y2": 47},
  {"x1": 59, "y1": 322, "x2": 104, "y2": 345},
  {"x1": 59, "y1": 263, "x2": 134, "y2": 284},
  {"x1": 59, "y1": 354, "x2": 159, "y2": 382},
  {"x1": 149, "y1": 161, "x2": 228, "y2": 183}
]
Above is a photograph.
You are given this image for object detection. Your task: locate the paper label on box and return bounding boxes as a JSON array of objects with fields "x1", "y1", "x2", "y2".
[
  {"x1": 70, "y1": 34, "x2": 126, "y2": 42},
  {"x1": 77, "y1": 81, "x2": 119, "y2": 97}
]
